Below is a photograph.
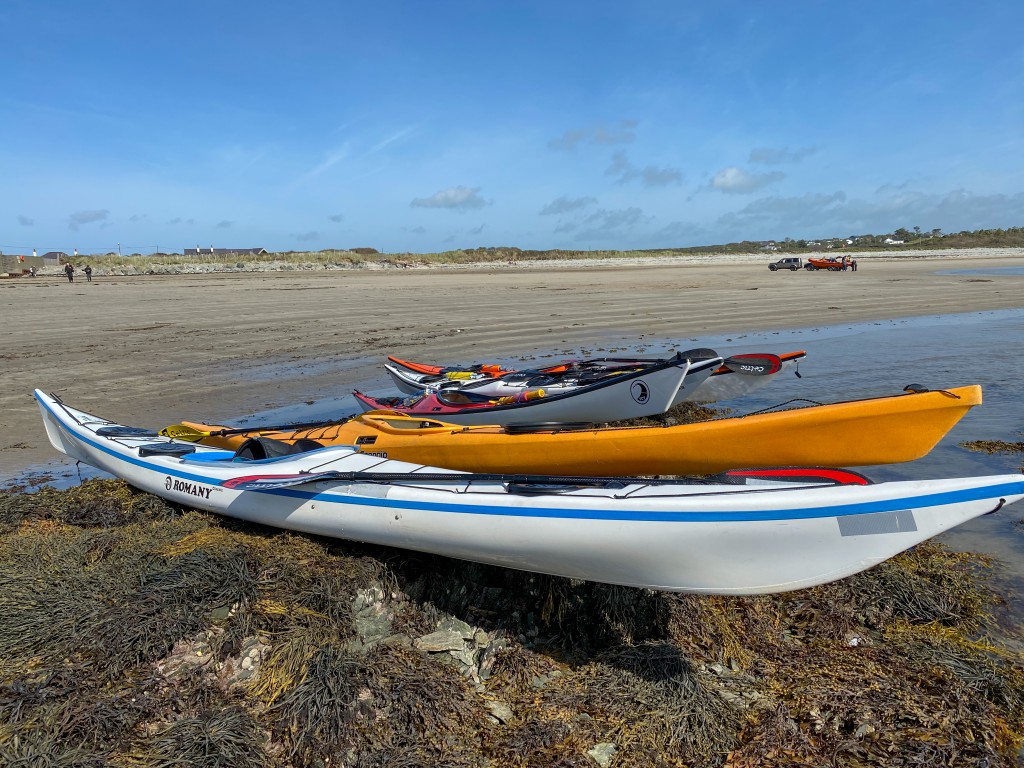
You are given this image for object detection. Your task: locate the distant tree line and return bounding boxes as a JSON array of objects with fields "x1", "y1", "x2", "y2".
[{"x1": 644, "y1": 226, "x2": 1024, "y2": 255}]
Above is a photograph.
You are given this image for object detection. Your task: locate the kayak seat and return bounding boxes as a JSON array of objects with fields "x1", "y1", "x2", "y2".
[
  {"x1": 437, "y1": 389, "x2": 502, "y2": 405},
  {"x1": 233, "y1": 436, "x2": 326, "y2": 461}
]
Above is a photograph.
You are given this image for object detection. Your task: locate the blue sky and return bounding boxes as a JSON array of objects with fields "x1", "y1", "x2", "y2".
[{"x1": 3, "y1": 1, "x2": 1023, "y2": 254}]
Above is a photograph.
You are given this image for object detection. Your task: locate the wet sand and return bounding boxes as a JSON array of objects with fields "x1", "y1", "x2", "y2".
[{"x1": 3, "y1": 250, "x2": 1024, "y2": 481}]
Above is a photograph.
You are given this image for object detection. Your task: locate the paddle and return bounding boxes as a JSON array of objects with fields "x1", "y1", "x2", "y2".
[
  {"x1": 573, "y1": 347, "x2": 720, "y2": 370},
  {"x1": 160, "y1": 418, "x2": 347, "y2": 442},
  {"x1": 221, "y1": 466, "x2": 870, "y2": 492},
  {"x1": 720, "y1": 353, "x2": 782, "y2": 376}
]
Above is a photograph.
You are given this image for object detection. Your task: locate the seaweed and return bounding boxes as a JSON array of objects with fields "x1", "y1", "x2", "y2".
[
  {"x1": 3, "y1": 479, "x2": 1024, "y2": 767},
  {"x1": 123, "y1": 703, "x2": 268, "y2": 768},
  {"x1": 0, "y1": 478, "x2": 181, "y2": 532},
  {"x1": 961, "y1": 439, "x2": 1024, "y2": 455}
]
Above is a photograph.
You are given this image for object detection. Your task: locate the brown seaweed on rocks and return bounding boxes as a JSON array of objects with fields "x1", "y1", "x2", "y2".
[
  {"x1": 961, "y1": 438, "x2": 1024, "y2": 456},
  {"x1": 2, "y1": 478, "x2": 1024, "y2": 767}
]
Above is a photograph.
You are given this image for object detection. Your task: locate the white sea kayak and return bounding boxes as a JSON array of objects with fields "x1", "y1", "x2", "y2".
[{"x1": 35, "y1": 389, "x2": 1024, "y2": 595}]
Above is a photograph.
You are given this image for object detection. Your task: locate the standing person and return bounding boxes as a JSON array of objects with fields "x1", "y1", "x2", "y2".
[
  {"x1": 64, "y1": 263, "x2": 74, "y2": 283},
  {"x1": 84, "y1": 264, "x2": 93, "y2": 282}
]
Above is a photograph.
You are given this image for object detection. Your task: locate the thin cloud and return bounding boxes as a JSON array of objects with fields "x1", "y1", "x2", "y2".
[
  {"x1": 593, "y1": 120, "x2": 638, "y2": 145},
  {"x1": 68, "y1": 209, "x2": 110, "y2": 231},
  {"x1": 410, "y1": 186, "x2": 489, "y2": 211},
  {"x1": 166, "y1": 217, "x2": 195, "y2": 225},
  {"x1": 640, "y1": 165, "x2": 684, "y2": 187},
  {"x1": 711, "y1": 167, "x2": 785, "y2": 194},
  {"x1": 469, "y1": 223, "x2": 485, "y2": 235},
  {"x1": 717, "y1": 188, "x2": 1024, "y2": 237},
  {"x1": 401, "y1": 225, "x2": 427, "y2": 234},
  {"x1": 366, "y1": 126, "x2": 415, "y2": 155},
  {"x1": 718, "y1": 192, "x2": 848, "y2": 230},
  {"x1": 655, "y1": 220, "x2": 707, "y2": 244},
  {"x1": 539, "y1": 196, "x2": 598, "y2": 215},
  {"x1": 289, "y1": 144, "x2": 350, "y2": 189},
  {"x1": 576, "y1": 207, "x2": 645, "y2": 240},
  {"x1": 69, "y1": 209, "x2": 109, "y2": 224},
  {"x1": 292, "y1": 231, "x2": 319, "y2": 242},
  {"x1": 549, "y1": 120, "x2": 637, "y2": 151},
  {"x1": 749, "y1": 145, "x2": 820, "y2": 165},
  {"x1": 216, "y1": 220, "x2": 232, "y2": 229},
  {"x1": 548, "y1": 128, "x2": 587, "y2": 151},
  {"x1": 17, "y1": 214, "x2": 33, "y2": 226},
  {"x1": 129, "y1": 213, "x2": 147, "y2": 222},
  {"x1": 606, "y1": 151, "x2": 682, "y2": 187},
  {"x1": 327, "y1": 213, "x2": 345, "y2": 223}
]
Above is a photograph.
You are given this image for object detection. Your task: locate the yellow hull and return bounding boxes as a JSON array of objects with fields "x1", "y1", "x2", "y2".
[{"x1": 184, "y1": 385, "x2": 981, "y2": 475}]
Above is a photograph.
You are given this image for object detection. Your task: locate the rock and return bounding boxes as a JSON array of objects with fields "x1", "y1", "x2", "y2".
[
  {"x1": 587, "y1": 742, "x2": 617, "y2": 767},
  {"x1": 414, "y1": 629, "x2": 465, "y2": 653},
  {"x1": 209, "y1": 605, "x2": 232, "y2": 621},
  {"x1": 477, "y1": 637, "x2": 508, "y2": 681},
  {"x1": 450, "y1": 647, "x2": 479, "y2": 668},
  {"x1": 440, "y1": 616, "x2": 475, "y2": 639},
  {"x1": 485, "y1": 699, "x2": 514, "y2": 723},
  {"x1": 353, "y1": 614, "x2": 393, "y2": 647}
]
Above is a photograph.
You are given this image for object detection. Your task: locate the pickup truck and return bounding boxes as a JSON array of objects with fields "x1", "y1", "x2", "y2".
[{"x1": 767, "y1": 257, "x2": 802, "y2": 271}]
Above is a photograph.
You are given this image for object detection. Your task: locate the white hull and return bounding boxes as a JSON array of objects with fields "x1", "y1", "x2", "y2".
[
  {"x1": 387, "y1": 353, "x2": 803, "y2": 405},
  {"x1": 358, "y1": 358, "x2": 720, "y2": 426},
  {"x1": 35, "y1": 390, "x2": 1024, "y2": 595}
]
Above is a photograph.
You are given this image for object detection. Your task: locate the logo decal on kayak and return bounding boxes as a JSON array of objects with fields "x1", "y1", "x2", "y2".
[
  {"x1": 630, "y1": 380, "x2": 650, "y2": 404},
  {"x1": 165, "y1": 475, "x2": 213, "y2": 500},
  {"x1": 737, "y1": 363, "x2": 768, "y2": 374}
]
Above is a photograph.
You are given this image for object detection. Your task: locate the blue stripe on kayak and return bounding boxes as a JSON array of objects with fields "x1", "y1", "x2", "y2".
[
  {"x1": 38, "y1": 393, "x2": 1024, "y2": 523},
  {"x1": 247, "y1": 480, "x2": 1024, "y2": 523}
]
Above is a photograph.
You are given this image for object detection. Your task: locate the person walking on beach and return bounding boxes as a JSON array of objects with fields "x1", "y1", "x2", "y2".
[
  {"x1": 64, "y1": 263, "x2": 74, "y2": 283},
  {"x1": 84, "y1": 264, "x2": 93, "y2": 282}
]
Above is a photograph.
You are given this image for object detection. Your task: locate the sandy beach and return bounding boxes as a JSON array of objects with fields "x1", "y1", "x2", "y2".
[{"x1": 3, "y1": 249, "x2": 1024, "y2": 481}]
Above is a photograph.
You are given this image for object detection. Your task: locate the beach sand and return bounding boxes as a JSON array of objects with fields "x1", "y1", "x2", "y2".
[{"x1": 3, "y1": 249, "x2": 1024, "y2": 481}]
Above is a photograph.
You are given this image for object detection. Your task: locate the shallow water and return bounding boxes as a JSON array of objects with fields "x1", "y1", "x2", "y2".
[
  {"x1": 9, "y1": 309, "x2": 1024, "y2": 621},
  {"x1": 935, "y1": 266, "x2": 1024, "y2": 277},
  {"x1": 658, "y1": 308, "x2": 1024, "y2": 624}
]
